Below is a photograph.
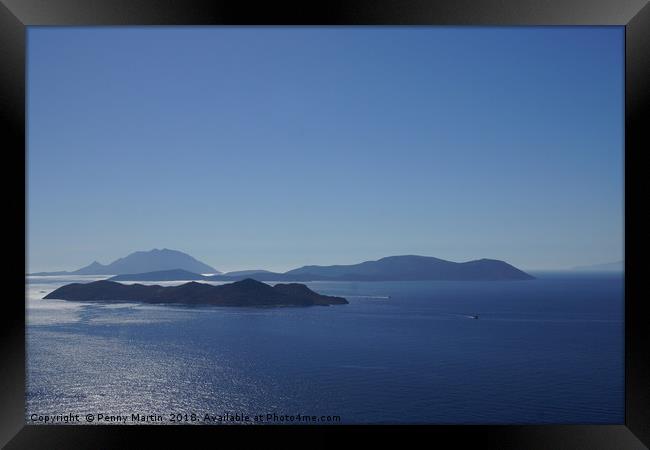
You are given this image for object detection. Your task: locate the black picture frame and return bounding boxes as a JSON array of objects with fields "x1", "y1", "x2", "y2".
[{"x1": 1, "y1": 1, "x2": 648, "y2": 448}]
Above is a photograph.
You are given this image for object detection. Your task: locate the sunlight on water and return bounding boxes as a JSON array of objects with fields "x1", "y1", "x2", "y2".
[{"x1": 26, "y1": 274, "x2": 624, "y2": 425}]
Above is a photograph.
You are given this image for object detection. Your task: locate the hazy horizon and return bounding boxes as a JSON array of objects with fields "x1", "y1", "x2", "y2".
[
  {"x1": 28, "y1": 27, "x2": 624, "y2": 273},
  {"x1": 27, "y1": 247, "x2": 623, "y2": 274}
]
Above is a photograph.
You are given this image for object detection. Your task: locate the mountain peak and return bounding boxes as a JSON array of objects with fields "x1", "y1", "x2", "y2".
[{"x1": 68, "y1": 249, "x2": 219, "y2": 276}]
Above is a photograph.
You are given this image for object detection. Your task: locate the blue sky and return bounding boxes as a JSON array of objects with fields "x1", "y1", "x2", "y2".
[{"x1": 27, "y1": 27, "x2": 624, "y2": 272}]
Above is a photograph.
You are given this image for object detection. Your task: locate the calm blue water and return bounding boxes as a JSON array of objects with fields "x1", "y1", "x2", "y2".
[{"x1": 26, "y1": 273, "x2": 624, "y2": 424}]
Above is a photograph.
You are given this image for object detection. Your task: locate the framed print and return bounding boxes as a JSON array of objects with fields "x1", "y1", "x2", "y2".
[{"x1": 1, "y1": 0, "x2": 648, "y2": 448}]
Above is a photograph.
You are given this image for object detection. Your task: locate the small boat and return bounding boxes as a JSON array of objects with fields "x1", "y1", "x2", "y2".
[{"x1": 471, "y1": 315, "x2": 479, "y2": 319}]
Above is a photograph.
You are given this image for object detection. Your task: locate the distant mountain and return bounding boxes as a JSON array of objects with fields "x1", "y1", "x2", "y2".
[
  {"x1": 208, "y1": 272, "x2": 319, "y2": 282},
  {"x1": 45, "y1": 278, "x2": 348, "y2": 307},
  {"x1": 572, "y1": 260, "x2": 623, "y2": 272},
  {"x1": 31, "y1": 249, "x2": 219, "y2": 276},
  {"x1": 74, "y1": 261, "x2": 107, "y2": 274},
  {"x1": 108, "y1": 270, "x2": 291, "y2": 282},
  {"x1": 283, "y1": 255, "x2": 534, "y2": 281},
  {"x1": 108, "y1": 255, "x2": 534, "y2": 282},
  {"x1": 223, "y1": 269, "x2": 273, "y2": 277},
  {"x1": 110, "y1": 269, "x2": 209, "y2": 282}
]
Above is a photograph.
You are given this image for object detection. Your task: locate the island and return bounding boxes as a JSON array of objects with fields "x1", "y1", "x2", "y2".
[
  {"x1": 107, "y1": 255, "x2": 535, "y2": 282},
  {"x1": 110, "y1": 269, "x2": 207, "y2": 282},
  {"x1": 44, "y1": 278, "x2": 349, "y2": 307}
]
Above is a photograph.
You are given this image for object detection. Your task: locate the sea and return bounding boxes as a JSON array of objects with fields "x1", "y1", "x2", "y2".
[{"x1": 25, "y1": 273, "x2": 624, "y2": 425}]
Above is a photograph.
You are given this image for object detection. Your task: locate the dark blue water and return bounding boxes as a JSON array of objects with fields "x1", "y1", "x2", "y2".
[{"x1": 26, "y1": 273, "x2": 624, "y2": 424}]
